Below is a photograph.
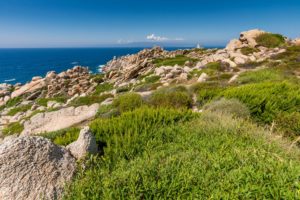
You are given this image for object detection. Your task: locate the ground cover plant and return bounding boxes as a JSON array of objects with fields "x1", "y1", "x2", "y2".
[{"x1": 64, "y1": 108, "x2": 300, "y2": 199}]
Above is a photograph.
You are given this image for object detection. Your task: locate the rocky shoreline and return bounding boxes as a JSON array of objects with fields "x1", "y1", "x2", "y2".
[{"x1": 0, "y1": 29, "x2": 300, "y2": 199}]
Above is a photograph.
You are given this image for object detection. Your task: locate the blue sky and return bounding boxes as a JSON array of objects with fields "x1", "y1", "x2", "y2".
[{"x1": 0, "y1": 0, "x2": 299, "y2": 47}]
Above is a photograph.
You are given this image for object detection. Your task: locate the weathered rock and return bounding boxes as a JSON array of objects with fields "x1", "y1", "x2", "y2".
[
  {"x1": 197, "y1": 73, "x2": 208, "y2": 83},
  {"x1": 66, "y1": 126, "x2": 98, "y2": 159},
  {"x1": 21, "y1": 103, "x2": 99, "y2": 136},
  {"x1": 239, "y1": 29, "x2": 265, "y2": 47},
  {"x1": 11, "y1": 78, "x2": 46, "y2": 98},
  {"x1": 292, "y1": 38, "x2": 300, "y2": 46},
  {"x1": 0, "y1": 136, "x2": 76, "y2": 200},
  {"x1": 226, "y1": 39, "x2": 244, "y2": 51}
]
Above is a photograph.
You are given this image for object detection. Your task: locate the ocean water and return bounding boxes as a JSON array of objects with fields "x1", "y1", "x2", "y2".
[{"x1": 0, "y1": 47, "x2": 190, "y2": 84}]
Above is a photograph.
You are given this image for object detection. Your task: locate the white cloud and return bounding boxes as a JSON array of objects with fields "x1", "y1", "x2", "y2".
[
  {"x1": 146, "y1": 34, "x2": 185, "y2": 42},
  {"x1": 146, "y1": 34, "x2": 169, "y2": 41}
]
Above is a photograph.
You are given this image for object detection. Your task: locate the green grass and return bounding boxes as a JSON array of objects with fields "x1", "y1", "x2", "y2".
[
  {"x1": 255, "y1": 33, "x2": 286, "y2": 48},
  {"x1": 221, "y1": 81, "x2": 300, "y2": 124},
  {"x1": 2, "y1": 122, "x2": 24, "y2": 136},
  {"x1": 134, "y1": 82, "x2": 162, "y2": 92},
  {"x1": 144, "y1": 75, "x2": 160, "y2": 83},
  {"x1": 41, "y1": 127, "x2": 80, "y2": 146},
  {"x1": 5, "y1": 97, "x2": 22, "y2": 108},
  {"x1": 237, "y1": 68, "x2": 284, "y2": 84},
  {"x1": 112, "y1": 92, "x2": 144, "y2": 113},
  {"x1": 153, "y1": 55, "x2": 197, "y2": 67},
  {"x1": 149, "y1": 86, "x2": 193, "y2": 108},
  {"x1": 70, "y1": 94, "x2": 113, "y2": 107},
  {"x1": 6, "y1": 104, "x2": 32, "y2": 116},
  {"x1": 36, "y1": 97, "x2": 67, "y2": 107},
  {"x1": 93, "y1": 83, "x2": 114, "y2": 95},
  {"x1": 203, "y1": 98, "x2": 250, "y2": 119},
  {"x1": 64, "y1": 109, "x2": 300, "y2": 199},
  {"x1": 240, "y1": 47, "x2": 259, "y2": 55}
]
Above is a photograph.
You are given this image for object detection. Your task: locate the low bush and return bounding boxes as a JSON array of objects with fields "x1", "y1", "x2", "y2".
[
  {"x1": 36, "y1": 97, "x2": 67, "y2": 107},
  {"x1": 116, "y1": 85, "x2": 132, "y2": 93},
  {"x1": 221, "y1": 81, "x2": 300, "y2": 124},
  {"x1": 193, "y1": 82, "x2": 226, "y2": 106},
  {"x1": 112, "y1": 93, "x2": 144, "y2": 113},
  {"x1": 65, "y1": 110, "x2": 300, "y2": 199},
  {"x1": 276, "y1": 112, "x2": 300, "y2": 139},
  {"x1": 144, "y1": 75, "x2": 160, "y2": 83},
  {"x1": 240, "y1": 47, "x2": 259, "y2": 55},
  {"x1": 203, "y1": 98, "x2": 250, "y2": 119},
  {"x1": 237, "y1": 69, "x2": 283, "y2": 84},
  {"x1": 149, "y1": 86, "x2": 192, "y2": 108},
  {"x1": 41, "y1": 127, "x2": 80, "y2": 146},
  {"x1": 96, "y1": 104, "x2": 119, "y2": 118},
  {"x1": 255, "y1": 33, "x2": 285, "y2": 48},
  {"x1": 5, "y1": 97, "x2": 22, "y2": 107},
  {"x1": 134, "y1": 82, "x2": 162, "y2": 92},
  {"x1": 70, "y1": 94, "x2": 113, "y2": 107},
  {"x1": 7, "y1": 104, "x2": 32, "y2": 116},
  {"x1": 93, "y1": 82, "x2": 113, "y2": 95},
  {"x1": 153, "y1": 55, "x2": 197, "y2": 67},
  {"x1": 2, "y1": 122, "x2": 24, "y2": 136}
]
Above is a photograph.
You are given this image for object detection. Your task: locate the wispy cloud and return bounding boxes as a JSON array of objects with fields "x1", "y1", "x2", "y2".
[
  {"x1": 146, "y1": 34, "x2": 169, "y2": 41},
  {"x1": 146, "y1": 34, "x2": 185, "y2": 42}
]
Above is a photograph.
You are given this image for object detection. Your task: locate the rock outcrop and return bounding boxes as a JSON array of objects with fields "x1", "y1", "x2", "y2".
[
  {"x1": 0, "y1": 136, "x2": 76, "y2": 200},
  {"x1": 226, "y1": 29, "x2": 265, "y2": 50},
  {"x1": 21, "y1": 103, "x2": 99, "y2": 136},
  {"x1": 0, "y1": 66, "x2": 96, "y2": 106},
  {"x1": 67, "y1": 126, "x2": 98, "y2": 159}
]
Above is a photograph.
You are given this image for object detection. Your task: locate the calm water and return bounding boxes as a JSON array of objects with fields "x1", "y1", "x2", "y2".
[{"x1": 0, "y1": 47, "x2": 191, "y2": 84}]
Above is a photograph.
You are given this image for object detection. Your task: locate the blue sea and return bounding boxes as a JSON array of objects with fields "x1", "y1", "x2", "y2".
[{"x1": 0, "y1": 47, "x2": 191, "y2": 84}]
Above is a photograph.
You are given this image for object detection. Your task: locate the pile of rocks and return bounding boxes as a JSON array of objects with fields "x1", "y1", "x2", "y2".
[
  {"x1": 103, "y1": 47, "x2": 166, "y2": 86},
  {"x1": 0, "y1": 66, "x2": 96, "y2": 106}
]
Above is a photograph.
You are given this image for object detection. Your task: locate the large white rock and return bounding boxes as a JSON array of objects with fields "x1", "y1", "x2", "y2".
[
  {"x1": 197, "y1": 73, "x2": 209, "y2": 83},
  {"x1": 292, "y1": 38, "x2": 300, "y2": 46},
  {"x1": 66, "y1": 126, "x2": 98, "y2": 159},
  {"x1": 11, "y1": 79, "x2": 46, "y2": 98},
  {"x1": 21, "y1": 103, "x2": 99, "y2": 136},
  {"x1": 226, "y1": 39, "x2": 244, "y2": 51},
  {"x1": 239, "y1": 29, "x2": 265, "y2": 47},
  {"x1": 0, "y1": 136, "x2": 76, "y2": 200}
]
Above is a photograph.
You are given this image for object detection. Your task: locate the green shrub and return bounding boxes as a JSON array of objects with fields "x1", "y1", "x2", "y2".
[
  {"x1": 134, "y1": 82, "x2": 162, "y2": 92},
  {"x1": 203, "y1": 98, "x2": 250, "y2": 118},
  {"x1": 116, "y1": 85, "x2": 132, "y2": 93},
  {"x1": 41, "y1": 127, "x2": 80, "y2": 146},
  {"x1": 5, "y1": 97, "x2": 22, "y2": 107},
  {"x1": 255, "y1": 33, "x2": 285, "y2": 48},
  {"x1": 91, "y1": 74, "x2": 105, "y2": 83},
  {"x1": 240, "y1": 47, "x2": 259, "y2": 55},
  {"x1": 36, "y1": 97, "x2": 67, "y2": 107},
  {"x1": 193, "y1": 83, "x2": 226, "y2": 106},
  {"x1": 237, "y1": 69, "x2": 283, "y2": 84},
  {"x1": 276, "y1": 112, "x2": 300, "y2": 139},
  {"x1": 149, "y1": 86, "x2": 192, "y2": 108},
  {"x1": 65, "y1": 111, "x2": 300, "y2": 199},
  {"x1": 221, "y1": 81, "x2": 300, "y2": 124},
  {"x1": 96, "y1": 104, "x2": 119, "y2": 118},
  {"x1": 93, "y1": 82, "x2": 113, "y2": 95},
  {"x1": 70, "y1": 94, "x2": 113, "y2": 107},
  {"x1": 113, "y1": 93, "x2": 144, "y2": 113},
  {"x1": 2, "y1": 122, "x2": 24, "y2": 136},
  {"x1": 7, "y1": 104, "x2": 32, "y2": 116},
  {"x1": 153, "y1": 55, "x2": 197, "y2": 67},
  {"x1": 144, "y1": 75, "x2": 160, "y2": 83},
  {"x1": 90, "y1": 107, "x2": 197, "y2": 160}
]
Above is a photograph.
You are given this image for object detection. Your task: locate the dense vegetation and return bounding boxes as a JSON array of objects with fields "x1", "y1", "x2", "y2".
[
  {"x1": 153, "y1": 55, "x2": 197, "y2": 67},
  {"x1": 64, "y1": 108, "x2": 300, "y2": 199},
  {"x1": 255, "y1": 33, "x2": 285, "y2": 48}
]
